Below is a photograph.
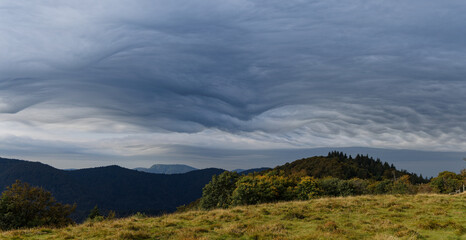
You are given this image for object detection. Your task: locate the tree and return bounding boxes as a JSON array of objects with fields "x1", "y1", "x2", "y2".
[
  {"x1": 430, "y1": 171, "x2": 462, "y2": 193},
  {"x1": 0, "y1": 180, "x2": 75, "y2": 230},
  {"x1": 200, "y1": 171, "x2": 239, "y2": 209}
]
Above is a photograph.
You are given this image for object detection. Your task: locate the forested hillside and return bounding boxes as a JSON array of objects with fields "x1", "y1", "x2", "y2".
[
  {"x1": 0, "y1": 157, "x2": 224, "y2": 221},
  {"x1": 1, "y1": 152, "x2": 462, "y2": 223},
  {"x1": 269, "y1": 151, "x2": 427, "y2": 183},
  {"x1": 197, "y1": 152, "x2": 459, "y2": 210}
]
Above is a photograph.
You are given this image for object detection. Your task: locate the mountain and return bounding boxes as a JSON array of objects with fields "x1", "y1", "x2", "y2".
[
  {"x1": 134, "y1": 164, "x2": 197, "y2": 174},
  {"x1": 0, "y1": 152, "x2": 429, "y2": 222},
  {"x1": 134, "y1": 165, "x2": 270, "y2": 175},
  {"x1": 0, "y1": 157, "x2": 224, "y2": 221}
]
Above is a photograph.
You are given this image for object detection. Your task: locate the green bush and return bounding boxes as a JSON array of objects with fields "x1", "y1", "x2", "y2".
[
  {"x1": 390, "y1": 175, "x2": 416, "y2": 194},
  {"x1": 200, "y1": 171, "x2": 240, "y2": 209},
  {"x1": 367, "y1": 180, "x2": 392, "y2": 194},
  {"x1": 318, "y1": 178, "x2": 341, "y2": 197},
  {"x1": 319, "y1": 178, "x2": 359, "y2": 196},
  {"x1": 231, "y1": 175, "x2": 296, "y2": 205},
  {"x1": 295, "y1": 176, "x2": 321, "y2": 200},
  {"x1": 0, "y1": 180, "x2": 75, "y2": 230},
  {"x1": 347, "y1": 178, "x2": 370, "y2": 195},
  {"x1": 430, "y1": 171, "x2": 463, "y2": 193}
]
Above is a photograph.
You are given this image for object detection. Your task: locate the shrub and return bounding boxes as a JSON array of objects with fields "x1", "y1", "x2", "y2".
[
  {"x1": 416, "y1": 183, "x2": 434, "y2": 193},
  {"x1": 367, "y1": 180, "x2": 392, "y2": 194},
  {"x1": 318, "y1": 178, "x2": 341, "y2": 197},
  {"x1": 295, "y1": 176, "x2": 321, "y2": 200},
  {"x1": 106, "y1": 210, "x2": 116, "y2": 220},
  {"x1": 231, "y1": 175, "x2": 296, "y2": 205},
  {"x1": 318, "y1": 177, "x2": 361, "y2": 196},
  {"x1": 200, "y1": 171, "x2": 239, "y2": 209},
  {"x1": 133, "y1": 212, "x2": 147, "y2": 219},
  {"x1": 88, "y1": 205, "x2": 102, "y2": 220},
  {"x1": 391, "y1": 175, "x2": 416, "y2": 194},
  {"x1": 430, "y1": 171, "x2": 463, "y2": 193},
  {"x1": 0, "y1": 180, "x2": 75, "y2": 230},
  {"x1": 347, "y1": 178, "x2": 370, "y2": 195},
  {"x1": 337, "y1": 180, "x2": 354, "y2": 196}
]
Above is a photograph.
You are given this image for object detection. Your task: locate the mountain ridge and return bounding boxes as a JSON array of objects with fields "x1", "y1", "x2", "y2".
[
  {"x1": 134, "y1": 164, "x2": 198, "y2": 174},
  {"x1": 0, "y1": 157, "x2": 224, "y2": 221}
]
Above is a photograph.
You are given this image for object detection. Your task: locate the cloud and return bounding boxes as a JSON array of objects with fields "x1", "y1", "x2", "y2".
[{"x1": 0, "y1": 0, "x2": 465, "y2": 173}]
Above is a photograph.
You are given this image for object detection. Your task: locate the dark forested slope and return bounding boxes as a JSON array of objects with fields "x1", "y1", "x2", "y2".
[{"x1": 0, "y1": 157, "x2": 224, "y2": 221}]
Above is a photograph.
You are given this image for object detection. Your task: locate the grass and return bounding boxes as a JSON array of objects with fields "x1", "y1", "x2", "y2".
[{"x1": 0, "y1": 194, "x2": 464, "y2": 239}]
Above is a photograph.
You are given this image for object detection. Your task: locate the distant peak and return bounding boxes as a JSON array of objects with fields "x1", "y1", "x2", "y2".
[{"x1": 135, "y1": 164, "x2": 198, "y2": 174}]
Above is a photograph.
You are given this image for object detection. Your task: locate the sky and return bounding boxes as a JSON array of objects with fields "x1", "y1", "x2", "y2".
[{"x1": 1, "y1": 0, "x2": 465, "y2": 177}]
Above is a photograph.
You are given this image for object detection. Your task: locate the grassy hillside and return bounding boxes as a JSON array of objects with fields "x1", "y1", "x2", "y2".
[{"x1": 1, "y1": 194, "x2": 464, "y2": 240}]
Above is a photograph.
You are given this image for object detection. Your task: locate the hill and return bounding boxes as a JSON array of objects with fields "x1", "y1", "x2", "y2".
[
  {"x1": 0, "y1": 157, "x2": 224, "y2": 221},
  {"x1": 269, "y1": 151, "x2": 427, "y2": 183},
  {"x1": 134, "y1": 164, "x2": 198, "y2": 174},
  {"x1": 0, "y1": 152, "x2": 431, "y2": 222},
  {"x1": 1, "y1": 194, "x2": 464, "y2": 239}
]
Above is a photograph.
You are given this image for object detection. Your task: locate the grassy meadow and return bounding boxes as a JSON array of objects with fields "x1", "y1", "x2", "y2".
[{"x1": 1, "y1": 194, "x2": 464, "y2": 240}]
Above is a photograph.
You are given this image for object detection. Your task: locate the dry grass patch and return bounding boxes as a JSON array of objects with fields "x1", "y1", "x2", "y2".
[{"x1": 0, "y1": 194, "x2": 464, "y2": 240}]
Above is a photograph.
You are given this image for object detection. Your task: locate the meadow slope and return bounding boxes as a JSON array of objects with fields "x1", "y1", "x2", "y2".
[{"x1": 1, "y1": 194, "x2": 464, "y2": 240}]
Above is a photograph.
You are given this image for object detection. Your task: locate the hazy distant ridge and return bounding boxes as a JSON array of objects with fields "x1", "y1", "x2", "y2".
[{"x1": 134, "y1": 164, "x2": 198, "y2": 174}]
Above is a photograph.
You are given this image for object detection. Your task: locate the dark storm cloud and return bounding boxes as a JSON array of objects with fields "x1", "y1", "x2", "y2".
[{"x1": 1, "y1": 0, "x2": 466, "y2": 162}]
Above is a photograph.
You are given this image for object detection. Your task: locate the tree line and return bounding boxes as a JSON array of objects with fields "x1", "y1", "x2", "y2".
[
  {"x1": 198, "y1": 152, "x2": 465, "y2": 210},
  {"x1": 0, "y1": 152, "x2": 464, "y2": 230}
]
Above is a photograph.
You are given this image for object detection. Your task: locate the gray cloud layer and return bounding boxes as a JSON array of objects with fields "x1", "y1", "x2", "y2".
[{"x1": 1, "y1": 1, "x2": 465, "y2": 173}]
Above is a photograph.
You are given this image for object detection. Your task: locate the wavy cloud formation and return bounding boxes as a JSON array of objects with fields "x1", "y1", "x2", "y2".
[{"x1": 1, "y1": 1, "x2": 465, "y2": 174}]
